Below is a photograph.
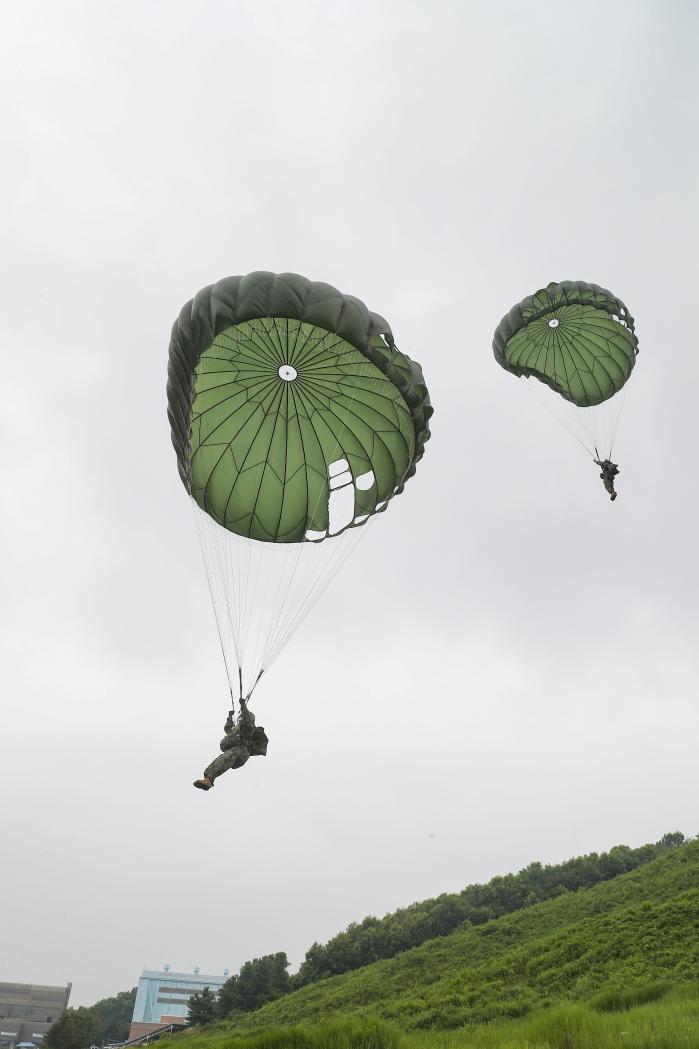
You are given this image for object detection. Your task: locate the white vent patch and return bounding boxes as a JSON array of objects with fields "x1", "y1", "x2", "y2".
[
  {"x1": 306, "y1": 465, "x2": 379, "y2": 539},
  {"x1": 328, "y1": 458, "x2": 349, "y2": 477}
]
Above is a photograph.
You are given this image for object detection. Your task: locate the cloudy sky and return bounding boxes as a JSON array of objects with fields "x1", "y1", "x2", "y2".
[{"x1": 2, "y1": 0, "x2": 697, "y2": 1008}]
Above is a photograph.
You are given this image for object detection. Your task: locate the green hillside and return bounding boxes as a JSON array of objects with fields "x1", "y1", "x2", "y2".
[
  {"x1": 219, "y1": 839, "x2": 699, "y2": 1032},
  {"x1": 294, "y1": 836, "x2": 677, "y2": 985},
  {"x1": 176, "y1": 983, "x2": 699, "y2": 1049}
]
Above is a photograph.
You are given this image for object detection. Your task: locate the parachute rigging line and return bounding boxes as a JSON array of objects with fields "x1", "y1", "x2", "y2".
[{"x1": 191, "y1": 339, "x2": 385, "y2": 700}]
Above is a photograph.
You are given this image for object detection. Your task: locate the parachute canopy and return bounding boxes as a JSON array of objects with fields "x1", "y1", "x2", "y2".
[
  {"x1": 493, "y1": 281, "x2": 638, "y2": 408},
  {"x1": 167, "y1": 272, "x2": 432, "y2": 702},
  {"x1": 168, "y1": 272, "x2": 432, "y2": 543}
]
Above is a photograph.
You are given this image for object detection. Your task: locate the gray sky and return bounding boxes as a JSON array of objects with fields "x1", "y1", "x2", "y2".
[{"x1": 1, "y1": 0, "x2": 698, "y2": 1007}]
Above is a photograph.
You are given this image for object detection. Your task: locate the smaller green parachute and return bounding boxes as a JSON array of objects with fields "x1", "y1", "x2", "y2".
[
  {"x1": 493, "y1": 281, "x2": 639, "y2": 499},
  {"x1": 493, "y1": 280, "x2": 638, "y2": 408}
]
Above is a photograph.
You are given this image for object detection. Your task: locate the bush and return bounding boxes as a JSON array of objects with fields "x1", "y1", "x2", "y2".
[
  {"x1": 589, "y1": 981, "x2": 674, "y2": 1013},
  {"x1": 520, "y1": 1003, "x2": 605, "y2": 1049}
]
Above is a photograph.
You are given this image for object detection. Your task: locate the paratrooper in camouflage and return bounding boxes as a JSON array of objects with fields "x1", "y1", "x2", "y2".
[
  {"x1": 593, "y1": 458, "x2": 620, "y2": 501},
  {"x1": 193, "y1": 700, "x2": 268, "y2": 790}
]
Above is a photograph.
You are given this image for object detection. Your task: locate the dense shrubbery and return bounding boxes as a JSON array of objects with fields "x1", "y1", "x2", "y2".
[
  {"x1": 589, "y1": 980, "x2": 674, "y2": 1013},
  {"x1": 44, "y1": 989, "x2": 136, "y2": 1049},
  {"x1": 294, "y1": 833, "x2": 687, "y2": 986}
]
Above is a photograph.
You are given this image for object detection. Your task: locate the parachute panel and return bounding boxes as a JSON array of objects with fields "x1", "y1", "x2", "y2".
[{"x1": 188, "y1": 319, "x2": 418, "y2": 542}]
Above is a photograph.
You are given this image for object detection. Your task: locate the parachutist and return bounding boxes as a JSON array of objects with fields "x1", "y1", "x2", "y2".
[
  {"x1": 193, "y1": 699, "x2": 268, "y2": 791},
  {"x1": 169, "y1": 273, "x2": 432, "y2": 779},
  {"x1": 493, "y1": 282, "x2": 637, "y2": 496},
  {"x1": 594, "y1": 458, "x2": 619, "y2": 501}
]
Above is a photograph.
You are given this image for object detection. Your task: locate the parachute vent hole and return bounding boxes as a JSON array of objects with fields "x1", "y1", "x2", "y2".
[
  {"x1": 548, "y1": 318, "x2": 560, "y2": 329},
  {"x1": 278, "y1": 364, "x2": 298, "y2": 382},
  {"x1": 328, "y1": 458, "x2": 350, "y2": 478},
  {"x1": 308, "y1": 463, "x2": 380, "y2": 540}
]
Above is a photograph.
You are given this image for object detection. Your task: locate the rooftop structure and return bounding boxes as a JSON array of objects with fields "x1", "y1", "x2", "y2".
[
  {"x1": 0, "y1": 981, "x2": 71, "y2": 1049},
  {"x1": 129, "y1": 969, "x2": 228, "y2": 1041}
]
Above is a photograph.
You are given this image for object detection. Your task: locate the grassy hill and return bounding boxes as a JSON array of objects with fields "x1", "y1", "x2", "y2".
[
  {"x1": 176, "y1": 983, "x2": 699, "y2": 1048},
  {"x1": 292, "y1": 837, "x2": 679, "y2": 986},
  {"x1": 208, "y1": 839, "x2": 699, "y2": 1034}
]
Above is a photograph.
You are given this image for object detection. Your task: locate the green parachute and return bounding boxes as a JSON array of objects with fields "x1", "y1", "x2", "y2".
[
  {"x1": 167, "y1": 271, "x2": 432, "y2": 706},
  {"x1": 493, "y1": 281, "x2": 638, "y2": 497}
]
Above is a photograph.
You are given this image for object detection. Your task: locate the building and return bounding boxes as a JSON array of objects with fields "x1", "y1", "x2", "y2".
[
  {"x1": 0, "y1": 982, "x2": 71, "y2": 1049},
  {"x1": 128, "y1": 968, "x2": 228, "y2": 1040}
]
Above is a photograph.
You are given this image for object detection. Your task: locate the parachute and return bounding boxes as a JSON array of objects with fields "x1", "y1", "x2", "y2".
[
  {"x1": 493, "y1": 281, "x2": 638, "y2": 478},
  {"x1": 167, "y1": 271, "x2": 432, "y2": 711}
]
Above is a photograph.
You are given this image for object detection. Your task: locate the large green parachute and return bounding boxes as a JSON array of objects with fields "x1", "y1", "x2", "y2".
[
  {"x1": 168, "y1": 271, "x2": 432, "y2": 701},
  {"x1": 493, "y1": 281, "x2": 638, "y2": 480},
  {"x1": 168, "y1": 272, "x2": 431, "y2": 543}
]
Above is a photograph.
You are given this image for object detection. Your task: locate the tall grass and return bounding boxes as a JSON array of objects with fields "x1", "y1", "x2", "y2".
[
  {"x1": 174, "y1": 1018, "x2": 406, "y2": 1049},
  {"x1": 177, "y1": 983, "x2": 699, "y2": 1049},
  {"x1": 588, "y1": 980, "x2": 674, "y2": 1013},
  {"x1": 410, "y1": 982, "x2": 699, "y2": 1048}
]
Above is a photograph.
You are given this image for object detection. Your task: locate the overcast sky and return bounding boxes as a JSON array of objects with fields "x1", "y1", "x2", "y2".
[{"x1": 2, "y1": 0, "x2": 698, "y2": 1008}]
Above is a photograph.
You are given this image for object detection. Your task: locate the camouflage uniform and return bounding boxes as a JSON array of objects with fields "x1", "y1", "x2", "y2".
[
  {"x1": 594, "y1": 458, "x2": 619, "y2": 501},
  {"x1": 194, "y1": 702, "x2": 268, "y2": 790}
]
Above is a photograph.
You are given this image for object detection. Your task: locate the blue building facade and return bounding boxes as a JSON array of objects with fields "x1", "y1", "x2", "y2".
[{"x1": 129, "y1": 968, "x2": 228, "y2": 1039}]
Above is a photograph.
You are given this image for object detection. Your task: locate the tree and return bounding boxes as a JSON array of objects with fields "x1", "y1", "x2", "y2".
[
  {"x1": 94, "y1": 990, "x2": 138, "y2": 1042},
  {"x1": 186, "y1": 986, "x2": 216, "y2": 1027},
  {"x1": 660, "y1": 831, "x2": 686, "y2": 849},
  {"x1": 215, "y1": 974, "x2": 240, "y2": 1019},
  {"x1": 217, "y1": 954, "x2": 291, "y2": 1018},
  {"x1": 45, "y1": 990, "x2": 136, "y2": 1049},
  {"x1": 45, "y1": 1010, "x2": 102, "y2": 1049}
]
